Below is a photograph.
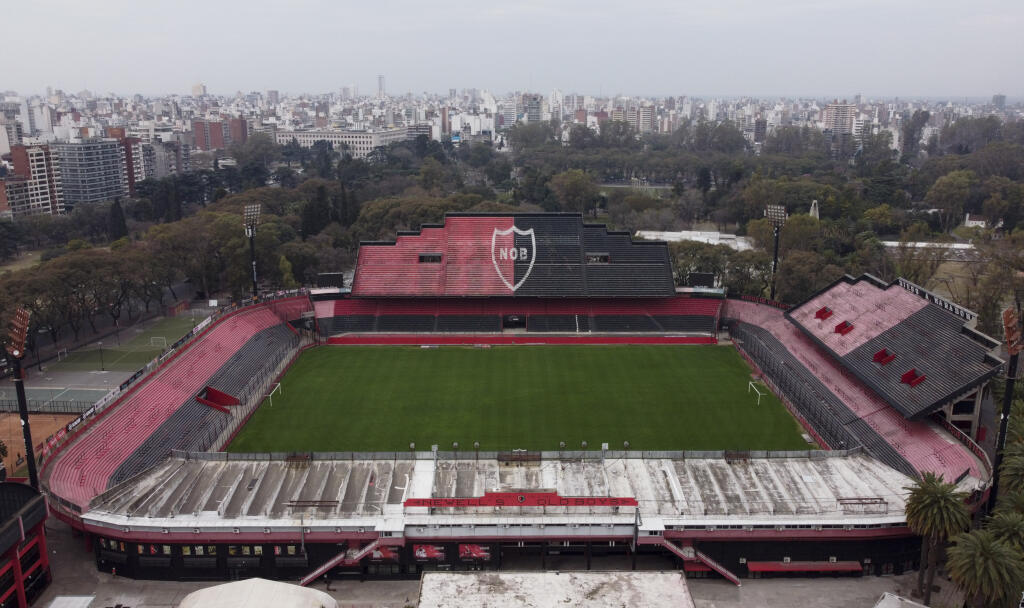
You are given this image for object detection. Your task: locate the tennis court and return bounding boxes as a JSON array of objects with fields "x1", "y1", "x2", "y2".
[{"x1": 0, "y1": 387, "x2": 109, "y2": 414}]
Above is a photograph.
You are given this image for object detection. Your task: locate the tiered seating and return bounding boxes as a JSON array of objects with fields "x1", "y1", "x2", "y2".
[
  {"x1": 352, "y1": 213, "x2": 676, "y2": 297},
  {"x1": 444, "y1": 216, "x2": 514, "y2": 296},
  {"x1": 46, "y1": 306, "x2": 283, "y2": 508},
  {"x1": 785, "y1": 276, "x2": 1003, "y2": 419},
  {"x1": 592, "y1": 315, "x2": 661, "y2": 332},
  {"x1": 265, "y1": 296, "x2": 313, "y2": 324},
  {"x1": 353, "y1": 226, "x2": 449, "y2": 296},
  {"x1": 787, "y1": 280, "x2": 926, "y2": 356},
  {"x1": 527, "y1": 315, "x2": 586, "y2": 333},
  {"x1": 436, "y1": 316, "x2": 501, "y2": 332},
  {"x1": 109, "y1": 323, "x2": 299, "y2": 486},
  {"x1": 376, "y1": 315, "x2": 435, "y2": 332},
  {"x1": 725, "y1": 300, "x2": 984, "y2": 482},
  {"x1": 323, "y1": 296, "x2": 723, "y2": 336},
  {"x1": 654, "y1": 315, "x2": 715, "y2": 333}
]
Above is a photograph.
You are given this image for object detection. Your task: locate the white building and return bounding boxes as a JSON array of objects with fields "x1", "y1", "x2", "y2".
[{"x1": 274, "y1": 128, "x2": 409, "y2": 158}]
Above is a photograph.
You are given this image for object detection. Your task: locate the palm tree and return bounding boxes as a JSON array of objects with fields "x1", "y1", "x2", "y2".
[
  {"x1": 904, "y1": 472, "x2": 970, "y2": 604},
  {"x1": 999, "y1": 454, "x2": 1024, "y2": 498},
  {"x1": 947, "y1": 530, "x2": 1024, "y2": 607},
  {"x1": 989, "y1": 511, "x2": 1024, "y2": 551},
  {"x1": 998, "y1": 490, "x2": 1024, "y2": 516}
]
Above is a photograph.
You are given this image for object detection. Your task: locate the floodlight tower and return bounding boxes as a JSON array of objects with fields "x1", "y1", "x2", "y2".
[
  {"x1": 765, "y1": 204, "x2": 788, "y2": 301},
  {"x1": 989, "y1": 304, "x2": 1023, "y2": 513},
  {"x1": 5, "y1": 308, "x2": 38, "y2": 489},
  {"x1": 243, "y1": 204, "x2": 262, "y2": 300}
]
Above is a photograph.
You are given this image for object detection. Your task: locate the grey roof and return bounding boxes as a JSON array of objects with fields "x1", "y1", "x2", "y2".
[{"x1": 840, "y1": 305, "x2": 1003, "y2": 418}]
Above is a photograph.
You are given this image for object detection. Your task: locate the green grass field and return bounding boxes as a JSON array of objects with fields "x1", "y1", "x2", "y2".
[
  {"x1": 51, "y1": 316, "x2": 199, "y2": 372},
  {"x1": 228, "y1": 345, "x2": 810, "y2": 453}
]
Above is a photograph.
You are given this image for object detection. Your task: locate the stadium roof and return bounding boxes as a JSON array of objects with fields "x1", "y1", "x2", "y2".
[
  {"x1": 353, "y1": 213, "x2": 675, "y2": 298},
  {"x1": 417, "y1": 571, "x2": 695, "y2": 608},
  {"x1": 83, "y1": 451, "x2": 916, "y2": 537},
  {"x1": 785, "y1": 275, "x2": 1004, "y2": 419}
]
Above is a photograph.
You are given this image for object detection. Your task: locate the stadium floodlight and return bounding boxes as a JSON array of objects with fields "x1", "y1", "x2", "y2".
[
  {"x1": 990, "y1": 306, "x2": 1023, "y2": 513},
  {"x1": 452, "y1": 441, "x2": 459, "y2": 455},
  {"x1": 473, "y1": 441, "x2": 480, "y2": 461},
  {"x1": 623, "y1": 441, "x2": 630, "y2": 450},
  {"x1": 764, "y1": 204, "x2": 788, "y2": 301},
  {"x1": 581, "y1": 440, "x2": 588, "y2": 449},
  {"x1": 4, "y1": 307, "x2": 38, "y2": 490},
  {"x1": 243, "y1": 204, "x2": 262, "y2": 300}
]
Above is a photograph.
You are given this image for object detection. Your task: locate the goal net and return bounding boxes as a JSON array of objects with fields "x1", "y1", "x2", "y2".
[
  {"x1": 56, "y1": 348, "x2": 69, "y2": 362},
  {"x1": 748, "y1": 381, "x2": 766, "y2": 406}
]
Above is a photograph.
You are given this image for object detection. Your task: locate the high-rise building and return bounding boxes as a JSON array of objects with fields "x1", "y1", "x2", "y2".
[
  {"x1": 105, "y1": 127, "x2": 145, "y2": 196},
  {"x1": 192, "y1": 118, "x2": 247, "y2": 151},
  {"x1": 9, "y1": 144, "x2": 64, "y2": 216},
  {"x1": 192, "y1": 83, "x2": 207, "y2": 97},
  {"x1": 822, "y1": 101, "x2": 856, "y2": 134},
  {"x1": 266, "y1": 90, "x2": 280, "y2": 106},
  {"x1": 52, "y1": 139, "x2": 128, "y2": 208},
  {"x1": 754, "y1": 118, "x2": 767, "y2": 143},
  {"x1": 993, "y1": 94, "x2": 1006, "y2": 110},
  {"x1": 0, "y1": 176, "x2": 28, "y2": 219},
  {"x1": 523, "y1": 94, "x2": 543, "y2": 123},
  {"x1": 378, "y1": 75, "x2": 385, "y2": 99},
  {"x1": 441, "y1": 107, "x2": 450, "y2": 135},
  {"x1": 637, "y1": 105, "x2": 655, "y2": 133}
]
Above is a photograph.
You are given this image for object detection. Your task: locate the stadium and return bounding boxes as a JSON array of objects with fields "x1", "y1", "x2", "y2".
[{"x1": 38, "y1": 212, "x2": 1004, "y2": 585}]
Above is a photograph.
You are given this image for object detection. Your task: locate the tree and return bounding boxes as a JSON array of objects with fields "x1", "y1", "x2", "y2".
[
  {"x1": 926, "y1": 170, "x2": 976, "y2": 233},
  {"x1": 108, "y1": 200, "x2": 128, "y2": 240},
  {"x1": 419, "y1": 157, "x2": 445, "y2": 192},
  {"x1": 904, "y1": 472, "x2": 970, "y2": 605},
  {"x1": 230, "y1": 133, "x2": 280, "y2": 168},
  {"x1": 301, "y1": 185, "x2": 332, "y2": 239},
  {"x1": 862, "y1": 204, "x2": 896, "y2": 233},
  {"x1": 774, "y1": 251, "x2": 844, "y2": 304},
  {"x1": 901, "y1": 110, "x2": 930, "y2": 163},
  {"x1": 988, "y1": 511, "x2": 1024, "y2": 551},
  {"x1": 549, "y1": 169, "x2": 598, "y2": 214},
  {"x1": 947, "y1": 529, "x2": 1024, "y2": 608},
  {"x1": 272, "y1": 166, "x2": 299, "y2": 189}
]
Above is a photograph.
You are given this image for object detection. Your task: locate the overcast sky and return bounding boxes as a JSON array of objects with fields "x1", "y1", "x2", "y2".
[{"x1": 6, "y1": 0, "x2": 1023, "y2": 99}]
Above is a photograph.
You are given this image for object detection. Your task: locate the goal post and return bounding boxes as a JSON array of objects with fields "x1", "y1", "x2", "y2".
[
  {"x1": 267, "y1": 383, "x2": 282, "y2": 407},
  {"x1": 150, "y1": 336, "x2": 167, "y2": 348},
  {"x1": 56, "y1": 348, "x2": 69, "y2": 362},
  {"x1": 748, "y1": 381, "x2": 766, "y2": 406}
]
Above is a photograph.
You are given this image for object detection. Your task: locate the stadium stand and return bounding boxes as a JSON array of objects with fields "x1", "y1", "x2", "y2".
[
  {"x1": 46, "y1": 304, "x2": 302, "y2": 509},
  {"x1": 435, "y1": 315, "x2": 502, "y2": 332},
  {"x1": 724, "y1": 298, "x2": 985, "y2": 484},
  {"x1": 108, "y1": 323, "x2": 299, "y2": 486},
  {"x1": 320, "y1": 296, "x2": 723, "y2": 336},
  {"x1": 353, "y1": 213, "x2": 675, "y2": 297},
  {"x1": 785, "y1": 276, "x2": 1004, "y2": 419}
]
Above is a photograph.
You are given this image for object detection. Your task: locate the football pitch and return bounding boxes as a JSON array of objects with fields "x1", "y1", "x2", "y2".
[
  {"x1": 228, "y1": 345, "x2": 810, "y2": 453},
  {"x1": 50, "y1": 316, "x2": 198, "y2": 372}
]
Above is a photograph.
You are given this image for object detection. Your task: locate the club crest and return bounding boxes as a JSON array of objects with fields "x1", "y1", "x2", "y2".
[{"x1": 490, "y1": 226, "x2": 536, "y2": 292}]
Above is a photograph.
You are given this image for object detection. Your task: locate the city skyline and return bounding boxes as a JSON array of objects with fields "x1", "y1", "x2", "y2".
[{"x1": 4, "y1": 0, "x2": 1024, "y2": 98}]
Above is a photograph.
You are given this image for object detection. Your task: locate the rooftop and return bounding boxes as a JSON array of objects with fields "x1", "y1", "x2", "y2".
[
  {"x1": 83, "y1": 450, "x2": 912, "y2": 535},
  {"x1": 417, "y1": 571, "x2": 695, "y2": 608}
]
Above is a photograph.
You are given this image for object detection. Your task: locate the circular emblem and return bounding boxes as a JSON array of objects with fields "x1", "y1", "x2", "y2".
[{"x1": 518, "y1": 494, "x2": 526, "y2": 503}]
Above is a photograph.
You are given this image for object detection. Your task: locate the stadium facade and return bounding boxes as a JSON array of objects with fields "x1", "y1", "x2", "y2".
[{"x1": 39, "y1": 213, "x2": 1003, "y2": 584}]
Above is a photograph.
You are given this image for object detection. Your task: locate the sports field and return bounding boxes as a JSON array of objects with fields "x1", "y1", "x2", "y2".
[
  {"x1": 50, "y1": 316, "x2": 198, "y2": 372},
  {"x1": 228, "y1": 345, "x2": 810, "y2": 453}
]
